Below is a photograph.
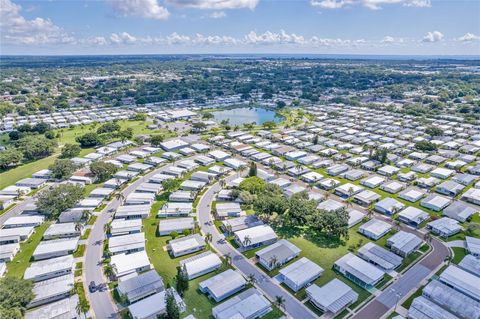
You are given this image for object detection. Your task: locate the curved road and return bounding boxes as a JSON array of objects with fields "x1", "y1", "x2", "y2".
[{"x1": 197, "y1": 172, "x2": 318, "y2": 319}]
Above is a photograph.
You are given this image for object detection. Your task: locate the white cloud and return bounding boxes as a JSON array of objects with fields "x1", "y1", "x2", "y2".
[
  {"x1": 457, "y1": 33, "x2": 480, "y2": 42},
  {"x1": 381, "y1": 36, "x2": 395, "y2": 43},
  {"x1": 110, "y1": 32, "x2": 137, "y2": 44},
  {"x1": 422, "y1": 31, "x2": 443, "y2": 43},
  {"x1": 166, "y1": 0, "x2": 259, "y2": 10},
  {"x1": 311, "y1": 0, "x2": 430, "y2": 10},
  {"x1": 166, "y1": 32, "x2": 191, "y2": 45},
  {"x1": 0, "y1": 0, "x2": 75, "y2": 44},
  {"x1": 244, "y1": 30, "x2": 305, "y2": 45},
  {"x1": 209, "y1": 11, "x2": 226, "y2": 18},
  {"x1": 107, "y1": 0, "x2": 170, "y2": 20}
]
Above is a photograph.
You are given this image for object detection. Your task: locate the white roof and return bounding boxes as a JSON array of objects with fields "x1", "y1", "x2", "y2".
[
  {"x1": 24, "y1": 255, "x2": 74, "y2": 280},
  {"x1": 235, "y1": 225, "x2": 277, "y2": 246},
  {"x1": 279, "y1": 257, "x2": 324, "y2": 286},
  {"x1": 306, "y1": 278, "x2": 358, "y2": 314},
  {"x1": 179, "y1": 251, "x2": 222, "y2": 278},
  {"x1": 111, "y1": 251, "x2": 151, "y2": 277}
]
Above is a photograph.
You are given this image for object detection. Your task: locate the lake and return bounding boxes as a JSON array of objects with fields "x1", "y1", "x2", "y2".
[{"x1": 211, "y1": 107, "x2": 283, "y2": 126}]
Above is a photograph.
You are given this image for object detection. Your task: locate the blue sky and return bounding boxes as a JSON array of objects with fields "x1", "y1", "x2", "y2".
[{"x1": 1, "y1": 0, "x2": 479, "y2": 55}]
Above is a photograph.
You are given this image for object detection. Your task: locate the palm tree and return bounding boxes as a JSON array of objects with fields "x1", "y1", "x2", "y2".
[
  {"x1": 268, "y1": 255, "x2": 278, "y2": 270},
  {"x1": 75, "y1": 222, "x2": 83, "y2": 233},
  {"x1": 104, "y1": 264, "x2": 116, "y2": 279},
  {"x1": 274, "y1": 295, "x2": 286, "y2": 310},
  {"x1": 81, "y1": 209, "x2": 91, "y2": 222},
  {"x1": 225, "y1": 224, "x2": 233, "y2": 236},
  {"x1": 205, "y1": 232, "x2": 213, "y2": 244},
  {"x1": 223, "y1": 253, "x2": 232, "y2": 267},
  {"x1": 115, "y1": 192, "x2": 125, "y2": 203},
  {"x1": 104, "y1": 223, "x2": 111, "y2": 234},
  {"x1": 242, "y1": 235, "x2": 252, "y2": 248},
  {"x1": 424, "y1": 232, "x2": 432, "y2": 244},
  {"x1": 366, "y1": 208, "x2": 375, "y2": 219},
  {"x1": 247, "y1": 273, "x2": 257, "y2": 285}
]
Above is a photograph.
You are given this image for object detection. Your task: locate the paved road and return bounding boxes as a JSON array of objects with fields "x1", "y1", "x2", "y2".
[
  {"x1": 197, "y1": 173, "x2": 318, "y2": 319},
  {"x1": 0, "y1": 195, "x2": 37, "y2": 226},
  {"x1": 85, "y1": 163, "x2": 172, "y2": 319}
]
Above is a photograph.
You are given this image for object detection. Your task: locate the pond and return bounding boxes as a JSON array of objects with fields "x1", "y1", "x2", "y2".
[{"x1": 211, "y1": 107, "x2": 283, "y2": 126}]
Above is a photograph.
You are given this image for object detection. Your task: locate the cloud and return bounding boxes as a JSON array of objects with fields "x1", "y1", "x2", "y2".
[
  {"x1": 381, "y1": 36, "x2": 395, "y2": 43},
  {"x1": 166, "y1": 0, "x2": 259, "y2": 10},
  {"x1": 209, "y1": 11, "x2": 226, "y2": 18},
  {"x1": 0, "y1": 0, "x2": 75, "y2": 44},
  {"x1": 107, "y1": 0, "x2": 170, "y2": 20},
  {"x1": 422, "y1": 31, "x2": 443, "y2": 43},
  {"x1": 244, "y1": 30, "x2": 305, "y2": 45},
  {"x1": 110, "y1": 32, "x2": 137, "y2": 44},
  {"x1": 457, "y1": 33, "x2": 480, "y2": 42},
  {"x1": 311, "y1": 0, "x2": 430, "y2": 10}
]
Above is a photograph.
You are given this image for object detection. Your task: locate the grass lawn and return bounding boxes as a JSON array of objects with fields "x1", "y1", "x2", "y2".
[
  {"x1": 6, "y1": 222, "x2": 50, "y2": 278},
  {"x1": 451, "y1": 247, "x2": 467, "y2": 264},
  {"x1": 401, "y1": 285, "x2": 424, "y2": 308},
  {"x1": 74, "y1": 244, "x2": 86, "y2": 258},
  {"x1": 397, "y1": 251, "x2": 423, "y2": 273},
  {"x1": 376, "y1": 274, "x2": 393, "y2": 290},
  {"x1": 87, "y1": 215, "x2": 97, "y2": 225},
  {"x1": 387, "y1": 312, "x2": 400, "y2": 319},
  {"x1": 81, "y1": 228, "x2": 91, "y2": 240}
]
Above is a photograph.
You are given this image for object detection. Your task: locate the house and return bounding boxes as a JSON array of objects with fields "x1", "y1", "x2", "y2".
[
  {"x1": 357, "y1": 242, "x2": 403, "y2": 271},
  {"x1": 125, "y1": 192, "x2": 155, "y2": 205},
  {"x1": 43, "y1": 223, "x2": 82, "y2": 240},
  {"x1": 0, "y1": 243, "x2": 20, "y2": 262},
  {"x1": 334, "y1": 253, "x2": 385, "y2": 288},
  {"x1": 255, "y1": 239, "x2": 301, "y2": 271},
  {"x1": 348, "y1": 209, "x2": 365, "y2": 228},
  {"x1": 0, "y1": 226, "x2": 34, "y2": 243},
  {"x1": 221, "y1": 215, "x2": 263, "y2": 233},
  {"x1": 168, "y1": 234, "x2": 206, "y2": 257},
  {"x1": 76, "y1": 197, "x2": 103, "y2": 209},
  {"x1": 358, "y1": 219, "x2": 392, "y2": 240},
  {"x1": 110, "y1": 251, "x2": 151, "y2": 278},
  {"x1": 377, "y1": 165, "x2": 400, "y2": 177},
  {"x1": 452, "y1": 173, "x2": 477, "y2": 186},
  {"x1": 127, "y1": 163, "x2": 153, "y2": 172},
  {"x1": 420, "y1": 195, "x2": 451, "y2": 212},
  {"x1": 398, "y1": 188, "x2": 425, "y2": 203},
  {"x1": 318, "y1": 178, "x2": 341, "y2": 190},
  {"x1": 169, "y1": 191, "x2": 194, "y2": 202},
  {"x1": 179, "y1": 180, "x2": 206, "y2": 191},
  {"x1": 422, "y1": 279, "x2": 480, "y2": 319},
  {"x1": 343, "y1": 169, "x2": 365, "y2": 181},
  {"x1": 374, "y1": 197, "x2": 405, "y2": 216},
  {"x1": 306, "y1": 279, "x2": 358, "y2": 315},
  {"x1": 215, "y1": 202, "x2": 242, "y2": 219},
  {"x1": 387, "y1": 231, "x2": 423, "y2": 257},
  {"x1": 458, "y1": 254, "x2": 480, "y2": 275},
  {"x1": 462, "y1": 188, "x2": 480, "y2": 205},
  {"x1": 408, "y1": 296, "x2": 458, "y2": 319},
  {"x1": 0, "y1": 195, "x2": 15, "y2": 210},
  {"x1": 443, "y1": 201, "x2": 477, "y2": 222},
  {"x1": 108, "y1": 233, "x2": 145, "y2": 255},
  {"x1": 179, "y1": 251, "x2": 222, "y2": 280},
  {"x1": 128, "y1": 288, "x2": 185, "y2": 319},
  {"x1": 416, "y1": 177, "x2": 440, "y2": 189},
  {"x1": 317, "y1": 199, "x2": 345, "y2": 212},
  {"x1": 135, "y1": 182, "x2": 163, "y2": 194},
  {"x1": 269, "y1": 178, "x2": 291, "y2": 189},
  {"x1": 211, "y1": 288, "x2": 272, "y2": 319},
  {"x1": 199, "y1": 269, "x2": 246, "y2": 302},
  {"x1": 16, "y1": 177, "x2": 47, "y2": 189},
  {"x1": 335, "y1": 183, "x2": 364, "y2": 198},
  {"x1": 327, "y1": 164, "x2": 349, "y2": 176},
  {"x1": 223, "y1": 158, "x2": 247, "y2": 170},
  {"x1": 158, "y1": 218, "x2": 195, "y2": 236},
  {"x1": 24, "y1": 255, "x2": 74, "y2": 282},
  {"x1": 430, "y1": 167, "x2": 455, "y2": 180},
  {"x1": 354, "y1": 190, "x2": 381, "y2": 206},
  {"x1": 32, "y1": 237, "x2": 79, "y2": 260},
  {"x1": 234, "y1": 225, "x2": 277, "y2": 250},
  {"x1": 436, "y1": 181, "x2": 465, "y2": 197},
  {"x1": 28, "y1": 274, "x2": 75, "y2": 308},
  {"x1": 466, "y1": 236, "x2": 480, "y2": 257},
  {"x1": 426, "y1": 217, "x2": 462, "y2": 237},
  {"x1": 89, "y1": 187, "x2": 115, "y2": 198},
  {"x1": 160, "y1": 139, "x2": 189, "y2": 151},
  {"x1": 361, "y1": 175, "x2": 386, "y2": 189},
  {"x1": 25, "y1": 295, "x2": 79, "y2": 319},
  {"x1": 439, "y1": 265, "x2": 480, "y2": 301},
  {"x1": 208, "y1": 150, "x2": 230, "y2": 161},
  {"x1": 144, "y1": 156, "x2": 166, "y2": 167},
  {"x1": 278, "y1": 257, "x2": 324, "y2": 292},
  {"x1": 117, "y1": 270, "x2": 164, "y2": 304},
  {"x1": 398, "y1": 207, "x2": 430, "y2": 227},
  {"x1": 284, "y1": 184, "x2": 306, "y2": 197},
  {"x1": 301, "y1": 171, "x2": 323, "y2": 184},
  {"x1": 2, "y1": 215, "x2": 44, "y2": 228},
  {"x1": 110, "y1": 219, "x2": 143, "y2": 236},
  {"x1": 190, "y1": 171, "x2": 216, "y2": 183},
  {"x1": 115, "y1": 205, "x2": 151, "y2": 219}
]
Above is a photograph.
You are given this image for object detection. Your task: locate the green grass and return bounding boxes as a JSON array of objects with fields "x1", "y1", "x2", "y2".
[
  {"x1": 451, "y1": 247, "x2": 467, "y2": 264},
  {"x1": 74, "y1": 244, "x2": 86, "y2": 258},
  {"x1": 80, "y1": 229, "x2": 91, "y2": 240},
  {"x1": 261, "y1": 305, "x2": 285, "y2": 319},
  {"x1": 87, "y1": 215, "x2": 97, "y2": 225},
  {"x1": 402, "y1": 285, "x2": 424, "y2": 308},
  {"x1": 6, "y1": 222, "x2": 50, "y2": 278},
  {"x1": 419, "y1": 243, "x2": 430, "y2": 253},
  {"x1": 74, "y1": 282, "x2": 90, "y2": 313},
  {"x1": 376, "y1": 274, "x2": 393, "y2": 290},
  {"x1": 387, "y1": 312, "x2": 401, "y2": 319},
  {"x1": 397, "y1": 251, "x2": 423, "y2": 272}
]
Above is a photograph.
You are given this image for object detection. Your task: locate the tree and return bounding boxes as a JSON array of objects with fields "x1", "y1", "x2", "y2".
[
  {"x1": 276, "y1": 100, "x2": 286, "y2": 108},
  {"x1": 49, "y1": 159, "x2": 76, "y2": 180},
  {"x1": 163, "y1": 289, "x2": 180, "y2": 319},
  {"x1": 425, "y1": 126, "x2": 444, "y2": 137},
  {"x1": 312, "y1": 207, "x2": 350, "y2": 239},
  {"x1": 0, "y1": 277, "x2": 34, "y2": 319},
  {"x1": 36, "y1": 183, "x2": 84, "y2": 219},
  {"x1": 15, "y1": 136, "x2": 57, "y2": 160},
  {"x1": 205, "y1": 232, "x2": 213, "y2": 244},
  {"x1": 248, "y1": 161, "x2": 257, "y2": 177},
  {"x1": 192, "y1": 122, "x2": 207, "y2": 131},
  {"x1": 414, "y1": 140, "x2": 437, "y2": 152},
  {"x1": 132, "y1": 113, "x2": 147, "y2": 121},
  {"x1": 0, "y1": 148, "x2": 23, "y2": 170},
  {"x1": 175, "y1": 266, "x2": 189, "y2": 297},
  {"x1": 202, "y1": 112, "x2": 214, "y2": 120},
  {"x1": 60, "y1": 143, "x2": 81, "y2": 159},
  {"x1": 242, "y1": 235, "x2": 252, "y2": 247},
  {"x1": 150, "y1": 134, "x2": 164, "y2": 146},
  {"x1": 274, "y1": 295, "x2": 286, "y2": 310},
  {"x1": 76, "y1": 132, "x2": 102, "y2": 147},
  {"x1": 33, "y1": 122, "x2": 51, "y2": 134},
  {"x1": 162, "y1": 178, "x2": 182, "y2": 192},
  {"x1": 90, "y1": 161, "x2": 118, "y2": 182},
  {"x1": 262, "y1": 121, "x2": 277, "y2": 130},
  {"x1": 239, "y1": 176, "x2": 265, "y2": 194},
  {"x1": 97, "y1": 122, "x2": 121, "y2": 134},
  {"x1": 247, "y1": 273, "x2": 256, "y2": 285}
]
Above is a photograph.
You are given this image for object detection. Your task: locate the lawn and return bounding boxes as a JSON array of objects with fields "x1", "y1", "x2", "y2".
[
  {"x1": 401, "y1": 285, "x2": 424, "y2": 308},
  {"x1": 397, "y1": 251, "x2": 423, "y2": 273},
  {"x1": 451, "y1": 247, "x2": 467, "y2": 264},
  {"x1": 80, "y1": 228, "x2": 91, "y2": 240},
  {"x1": 73, "y1": 244, "x2": 86, "y2": 258},
  {"x1": 6, "y1": 222, "x2": 50, "y2": 278}
]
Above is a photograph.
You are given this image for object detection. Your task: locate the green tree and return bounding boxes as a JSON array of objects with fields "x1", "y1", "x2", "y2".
[
  {"x1": 132, "y1": 113, "x2": 147, "y2": 121},
  {"x1": 0, "y1": 148, "x2": 23, "y2": 170},
  {"x1": 248, "y1": 161, "x2": 257, "y2": 177},
  {"x1": 15, "y1": 136, "x2": 57, "y2": 160},
  {"x1": 76, "y1": 132, "x2": 102, "y2": 147},
  {"x1": 425, "y1": 126, "x2": 444, "y2": 137},
  {"x1": 90, "y1": 161, "x2": 118, "y2": 182},
  {"x1": 202, "y1": 112, "x2": 214, "y2": 120},
  {"x1": 0, "y1": 277, "x2": 34, "y2": 319},
  {"x1": 162, "y1": 178, "x2": 182, "y2": 192},
  {"x1": 239, "y1": 176, "x2": 265, "y2": 194},
  {"x1": 262, "y1": 121, "x2": 277, "y2": 130},
  {"x1": 162, "y1": 289, "x2": 180, "y2": 319},
  {"x1": 49, "y1": 159, "x2": 76, "y2": 180},
  {"x1": 150, "y1": 134, "x2": 164, "y2": 146},
  {"x1": 311, "y1": 207, "x2": 350, "y2": 239},
  {"x1": 97, "y1": 122, "x2": 121, "y2": 134},
  {"x1": 192, "y1": 122, "x2": 207, "y2": 131},
  {"x1": 175, "y1": 266, "x2": 189, "y2": 297},
  {"x1": 36, "y1": 183, "x2": 84, "y2": 219},
  {"x1": 60, "y1": 143, "x2": 81, "y2": 159},
  {"x1": 414, "y1": 140, "x2": 437, "y2": 151}
]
